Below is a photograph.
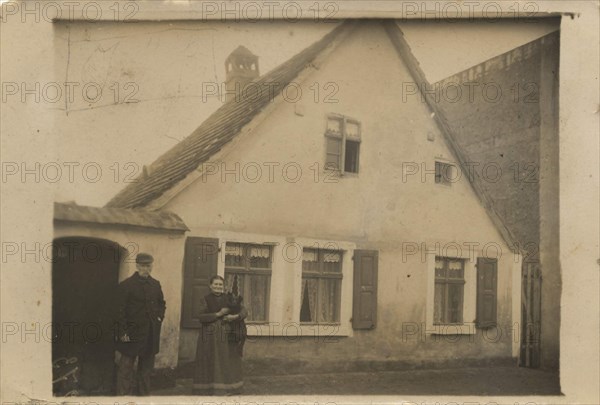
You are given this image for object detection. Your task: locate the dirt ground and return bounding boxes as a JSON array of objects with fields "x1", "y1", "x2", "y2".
[{"x1": 152, "y1": 366, "x2": 561, "y2": 396}]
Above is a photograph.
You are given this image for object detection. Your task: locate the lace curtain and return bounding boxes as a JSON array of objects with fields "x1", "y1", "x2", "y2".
[
  {"x1": 249, "y1": 246, "x2": 270, "y2": 258},
  {"x1": 225, "y1": 244, "x2": 243, "y2": 256},
  {"x1": 323, "y1": 251, "x2": 341, "y2": 263},
  {"x1": 327, "y1": 117, "x2": 342, "y2": 134},
  {"x1": 300, "y1": 278, "x2": 318, "y2": 322},
  {"x1": 346, "y1": 121, "x2": 360, "y2": 138},
  {"x1": 224, "y1": 272, "x2": 243, "y2": 296}
]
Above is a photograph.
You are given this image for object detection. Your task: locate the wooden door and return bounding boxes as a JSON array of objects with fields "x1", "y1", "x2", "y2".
[{"x1": 52, "y1": 237, "x2": 122, "y2": 396}]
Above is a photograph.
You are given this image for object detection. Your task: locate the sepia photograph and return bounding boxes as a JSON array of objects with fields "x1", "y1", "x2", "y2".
[{"x1": 1, "y1": 1, "x2": 598, "y2": 404}]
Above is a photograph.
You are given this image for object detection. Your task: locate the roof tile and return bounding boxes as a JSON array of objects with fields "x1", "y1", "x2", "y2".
[{"x1": 54, "y1": 202, "x2": 189, "y2": 232}]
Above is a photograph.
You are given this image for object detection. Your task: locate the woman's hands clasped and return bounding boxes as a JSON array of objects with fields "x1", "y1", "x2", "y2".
[
  {"x1": 216, "y1": 308, "x2": 239, "y2": 322},
  {"x1": 216, "y1": 307, "x2": 230, "y2": 317}
]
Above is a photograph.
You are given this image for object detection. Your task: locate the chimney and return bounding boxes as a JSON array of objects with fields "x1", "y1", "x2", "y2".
[{"x1": 225, "y1": 45, "x2": 259, "y2": 103}]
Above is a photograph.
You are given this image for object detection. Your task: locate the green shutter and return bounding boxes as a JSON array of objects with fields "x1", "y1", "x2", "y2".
[
  {"x1": 352, "y1": 250, "x2": 378, "y2": 330},
  {"x1": 476, "y1": 257, "x2": 498, "y2": 328},
  {"x1": 181, "y1": 237, "x2": 219, "y2": 328}
]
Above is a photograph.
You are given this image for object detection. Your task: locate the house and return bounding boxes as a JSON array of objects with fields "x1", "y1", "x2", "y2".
[{"x1": 102, "y1": 20, "x2": 523, "y2": 372}]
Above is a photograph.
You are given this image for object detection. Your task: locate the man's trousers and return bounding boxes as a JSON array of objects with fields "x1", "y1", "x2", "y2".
[{"x1": 116, "y1": 351, "x2": 155, "y2": 395}]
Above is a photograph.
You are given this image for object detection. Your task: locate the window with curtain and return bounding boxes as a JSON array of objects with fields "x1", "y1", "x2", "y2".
[
  {"x1": 325, "y1": 115, "x2": 361, "y2": 174},
  {"x1": 434, "y1": 257, "x2": 465, "y2": 324},
  {"x1": 300, "y1": 248, "x2": 343, "y2": 324},
  {"x1": 224, "y1": 243, "x2": 272, "y2": 322}
]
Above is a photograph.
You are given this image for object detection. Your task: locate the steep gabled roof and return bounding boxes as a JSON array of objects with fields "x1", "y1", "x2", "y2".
[
  {"x1": 383, "y1": 21, "x2": 519, "y2": 251},
  {"x1": 106, "y1": 22, "x2": 352, "y2": 209}
]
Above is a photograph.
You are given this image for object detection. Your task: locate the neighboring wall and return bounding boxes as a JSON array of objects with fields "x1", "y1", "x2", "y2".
[
  {"x1": 167, "y1": 22, "x2": 518, "y2": 368},
  {"x1": 538, "y1": 33, "x2": 561, "y2": 370},
  {"x1": 53, "y1": 222, "x2": 187, "y2": 368},
  {"x1": 436, "y1": 32, "x2": 561, "y2": 369},
  {"x1": 436, "y1": 37, "x2": 545, "y2": 252}
]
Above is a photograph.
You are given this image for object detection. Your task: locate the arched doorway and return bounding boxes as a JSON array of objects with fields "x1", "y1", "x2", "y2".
[{"x1": 52, "y1": 236, "x2": 125, "y2": 396}]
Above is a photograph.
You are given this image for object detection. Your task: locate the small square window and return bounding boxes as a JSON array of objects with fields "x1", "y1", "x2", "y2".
[{"x1": 435, "y1": 161, "x2": 454, "y2": 185}]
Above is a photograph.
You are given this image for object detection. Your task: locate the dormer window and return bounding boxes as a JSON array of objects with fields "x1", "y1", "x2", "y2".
[{"x1": 325, "y1": 115, "x2": 361, "y2": 174}]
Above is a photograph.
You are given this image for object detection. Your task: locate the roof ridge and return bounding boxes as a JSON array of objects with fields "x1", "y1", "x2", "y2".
[{"x1": 106, "y1": 21, "x2": 352, "y2": 209}]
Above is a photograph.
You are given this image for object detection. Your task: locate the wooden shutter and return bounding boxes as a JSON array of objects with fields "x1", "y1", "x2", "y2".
[
  {"x1": 181, "y1": 237, "x2": 219, "y2": 328},
  {"x1": 352, "y1": 250, "x2": 378, "y2": 330},
  {"x1": 476, "y1": 257, "x2": 498, "y2": 328}
]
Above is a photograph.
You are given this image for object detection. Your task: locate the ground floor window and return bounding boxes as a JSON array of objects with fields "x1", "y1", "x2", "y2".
[
  {"x1": 300, "y1": 248, "x2": 343, "y2": 323},
  {"x1": 434, "y1": 256, "x2": 466, "y2": 324},
  {"x1": 224, "y1": 243, "x2": 271, "y2": 322},
  {"x1": 183, "y1": 235, "x2": 357, "y2": 335}
]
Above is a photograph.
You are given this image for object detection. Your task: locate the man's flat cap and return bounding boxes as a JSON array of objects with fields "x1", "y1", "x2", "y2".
[{"x1": 136, "y1": 253, "x2": 154, "y2": 264}]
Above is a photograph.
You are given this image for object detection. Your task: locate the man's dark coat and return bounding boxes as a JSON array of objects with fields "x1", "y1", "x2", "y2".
[{"x1": 116, "y1": 272, "x2": 166, "y2": 357}]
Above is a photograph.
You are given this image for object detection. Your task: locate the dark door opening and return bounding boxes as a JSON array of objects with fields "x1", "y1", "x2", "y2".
[{"x1": 52, "y1": 237, "x2": 124, "y2": 396}]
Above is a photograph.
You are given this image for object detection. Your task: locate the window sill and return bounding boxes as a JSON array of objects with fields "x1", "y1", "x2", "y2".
[
  {"x1": 245, "y1": 322, "x2": 351, "y2": 337},
  {"x1": 427, "y1": 323, "x2": 476, "y2": 335},
  {"x1": 435, "y1": 182, "x2": 453, "y2": 187},
  {"x1": 323, "y1": 169, "x2": 359, "y2": 179},
  {"x1": 300, "y1": 322, "x2": 341, "y2": 326},
  {"x1": 340, "y1": 172, "x2": 359, "y2": 178}
]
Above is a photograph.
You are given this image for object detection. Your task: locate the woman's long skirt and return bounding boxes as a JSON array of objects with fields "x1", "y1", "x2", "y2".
[{"x1": 193, "y1": 320, "x2": 243, "y2": 395}]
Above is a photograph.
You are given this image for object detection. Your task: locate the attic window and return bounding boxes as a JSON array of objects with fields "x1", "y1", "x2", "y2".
[
  {"x1": 435, "y1": 161, "x2": 455, "y2": 186},
  {"x1": 325, "y1": 115, "x2": 361, "y2": 174}
]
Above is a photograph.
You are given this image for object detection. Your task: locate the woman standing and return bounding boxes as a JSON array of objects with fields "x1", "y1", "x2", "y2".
[{"x1": 193, "y1": 275, "x2": 247, "y2": 395}]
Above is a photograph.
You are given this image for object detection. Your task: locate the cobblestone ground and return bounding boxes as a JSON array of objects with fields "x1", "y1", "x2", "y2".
[{"x1": 152, "y1": 366, "x2": 561, "y2": 396}]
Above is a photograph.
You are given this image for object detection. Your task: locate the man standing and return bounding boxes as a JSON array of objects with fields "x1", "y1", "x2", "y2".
[{"x1": 116, "y1": 253, "x2": 166, "y2": 395}]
